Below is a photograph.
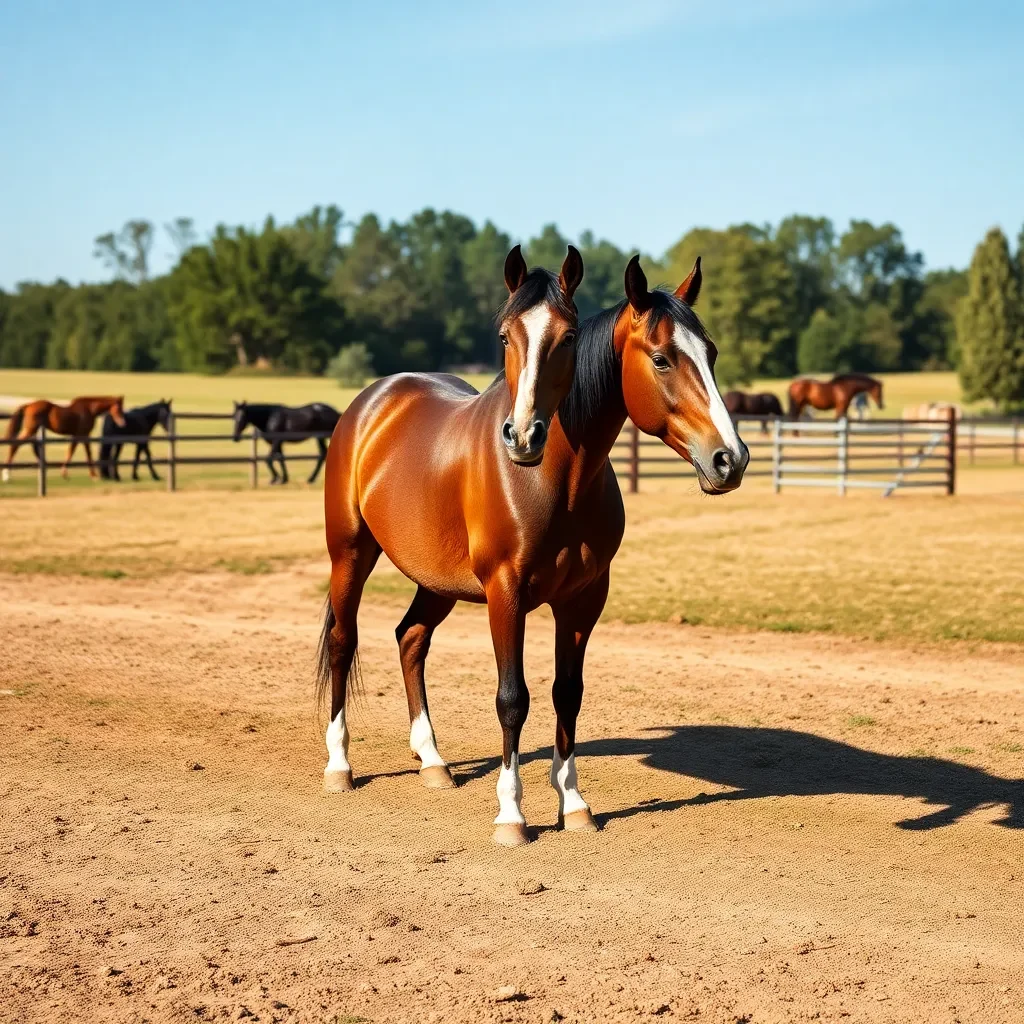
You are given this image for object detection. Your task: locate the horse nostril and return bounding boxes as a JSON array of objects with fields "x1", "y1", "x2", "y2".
[
  {"x1": 528, "y1": 421, "x2": 547, "y2": 449},
  {"x1": 712, "y1": 448, "x2": 733, "y2": 479},
  {"x1": 501, "y1": 420, "x2": 516, "y2": 448}
]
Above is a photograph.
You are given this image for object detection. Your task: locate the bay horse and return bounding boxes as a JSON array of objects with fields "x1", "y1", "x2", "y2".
[
  {"x1": 723, "y1": 390, "x2": 784, "y2": 434},
  {"x1": 317, "y1": 246, "x2": 748, "y2": 846},
  {"x1": 98, "y1": 399, "x2": 173, "y2": 481},
  {"x1": 2, "y1": 396, "x2": 125, "y2": 482},
  {"x1": 788, "y1": 372, "x2": 883, "y2": 420},
  {"x1": 231, "y1": 401, "x2": 341, "y2": 484}
]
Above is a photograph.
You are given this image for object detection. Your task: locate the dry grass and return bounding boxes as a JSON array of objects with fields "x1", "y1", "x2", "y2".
[{"x1": 2, "y1": 479, "x2": 1022, "y2": 645}]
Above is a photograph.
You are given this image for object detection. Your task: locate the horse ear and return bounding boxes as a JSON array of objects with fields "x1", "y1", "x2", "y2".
[
  {"x1": 558, "y1": 245, "x2": 584, "y2": 302},
  {"x1": 504, "y1": 244, "x2": 528, "y2": 294},
  {"x1": 675, "y1": 256, "x2": 702, "y2": 306},
  {"x1": 624, "y1": 255, "x2": 653, "y2": 315}
]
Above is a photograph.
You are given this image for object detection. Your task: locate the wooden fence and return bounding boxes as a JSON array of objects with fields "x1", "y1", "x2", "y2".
[{"x1": 2, "y1": 408, "x2": 1022, "y2": 498}]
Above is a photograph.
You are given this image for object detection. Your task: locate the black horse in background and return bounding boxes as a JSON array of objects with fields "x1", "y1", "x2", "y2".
[
  {"x1": 232, "y1": 401, "x2": 340, "y2": 484},
  {"x1": 98, "y1": 400, "x2": 173, "y2": 481},
  {"x1": 723, "y1": 390, "x2": 784, "y2": 434}
]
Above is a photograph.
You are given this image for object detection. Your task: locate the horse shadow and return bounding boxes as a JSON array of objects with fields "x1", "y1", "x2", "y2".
[{"x1": 570, "y1": 726, "x2": 1024, "y2": 831}]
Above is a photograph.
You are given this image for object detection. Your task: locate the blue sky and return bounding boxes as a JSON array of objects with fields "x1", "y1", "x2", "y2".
[{"x1": 1, "y1": 0, "x2": 1022, "y2": 288}]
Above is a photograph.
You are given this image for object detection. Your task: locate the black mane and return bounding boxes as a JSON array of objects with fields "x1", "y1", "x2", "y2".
[
  {"x1": 831, "y1": 371, "x2": 880, "y2": 384},
  {"x1": 558, "y1": 301, "x2": 624, "y2": 438}
]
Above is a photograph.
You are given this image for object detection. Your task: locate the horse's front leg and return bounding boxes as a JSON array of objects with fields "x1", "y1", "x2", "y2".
[
  {"x1": 486, "y1": 576, "x2": 530, "y2": 846},
  {"x1": 550, "y1": 571, "x2": 607, "y2": 833},
  {"x1": 276, "y1": 442, "x2": 289, "y2": 485},
  {"x1": 264, "y1": 442, "x2": 279, "y2": 484},
  {"x1": 144, "y1": 443, "x2": 160, "y2": 481}
]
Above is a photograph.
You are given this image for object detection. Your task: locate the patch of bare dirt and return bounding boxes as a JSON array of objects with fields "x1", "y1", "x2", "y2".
[{"x1": 1, "y1": 569, "x2": 1022, "y2": 1023}]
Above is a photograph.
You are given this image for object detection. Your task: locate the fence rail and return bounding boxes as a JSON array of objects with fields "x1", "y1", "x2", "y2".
[{"x1": 1, "y1": 407, "x2": 1020, "y2": 498}]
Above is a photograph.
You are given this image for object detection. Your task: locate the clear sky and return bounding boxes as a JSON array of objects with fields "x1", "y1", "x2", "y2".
[{"x1": 1, "y1": 0, "x2": 1022, "y2": 288}]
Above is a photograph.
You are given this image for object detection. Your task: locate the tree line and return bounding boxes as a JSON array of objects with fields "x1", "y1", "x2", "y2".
[{"x1": 0, "y1": 204, "x2": 1020, "y2": 407}]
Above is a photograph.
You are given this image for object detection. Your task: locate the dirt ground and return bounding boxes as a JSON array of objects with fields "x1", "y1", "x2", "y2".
[{"x1": 1, "y1": 566, "x2": 1023, "y2": 1024}]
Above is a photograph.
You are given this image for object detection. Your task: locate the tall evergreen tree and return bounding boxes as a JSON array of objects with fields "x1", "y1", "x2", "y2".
[{"x1": 956, "y1": 228, "x2": 1024, "y2": 409}]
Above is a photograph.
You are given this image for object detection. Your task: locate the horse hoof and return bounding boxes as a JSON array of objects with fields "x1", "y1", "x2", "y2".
[
  {"x1": 419, "y1": 765, "x2": 456, "y2": 789},
  {"x1": 324, "y1": 769, "x2": 354, "y2": 793},
  {"x1": 492, "y1": 822, "x2": 530, "y2": 847},
  {"x1": 559, "y1": 808, "x2": 599, "y2": 832}
]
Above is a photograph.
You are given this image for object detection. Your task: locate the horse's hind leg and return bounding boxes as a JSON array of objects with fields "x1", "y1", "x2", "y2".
[
  {"x1": 549, "y1": 570, "x2": 608, "y2": 833},
  {"x1": 323, "y1": 531, "x2": 381, "y2": 792},
  {"x1": 308, "y1": 437, "x2": 328, "y2": 484},
  {"x1": 396, "y1": 586, "x2": 457, "y2": 788},
  {"x1": 276, "y1": 443, "x2": 289, "y2": 485},
  {"x1": 62, "y1": 441, "x2": 77, "y2": 479}
]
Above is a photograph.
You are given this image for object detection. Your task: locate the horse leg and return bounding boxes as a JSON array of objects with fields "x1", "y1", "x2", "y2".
[
  {"x1": 132, "y1": 444, "x2": 143, "y2": 481},
  {"x1": 486, "y1": 575, "x2": 530, "y2": 846},
  {"x1": 62, "y1": 441, "x2": 77, "y2": 479},
  {"x1": 276, "y1": 443, "x2": 289, "y2": 485},
  {"x1": 144, "y1": 443, "x2": 160, "y2": 481},
  {"x1": 82, "y1": 441, "x2": 97, "y2": 479},
  {"x1": 396, "y1": 586, "x2": 457, "y2": 789},
  {"x1": 308, "y1": 437, "x2": 328, "y2": 484},
  {"x1": 264, "y1": 443, "x2": 279, "y2": 484},
  {"x1": 550, "y1": 571, "x2": 608, "y2": 832},
  {"x1": 323, "y1": 531, "x2": 381, "y2": 793},
  {"x1": 112, "y1": 444, "x2": 123, "y2": 481}
]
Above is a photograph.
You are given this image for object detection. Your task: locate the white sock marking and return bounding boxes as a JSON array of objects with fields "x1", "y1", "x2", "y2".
[
  {"x1": 494, "y1": 753, "x2": 526, "y2": 825},
  {"x1": 1, "y1": 468, "x2": 9, "y2": 484},
  {"x1": 511, "y1": 304, "x2": 552, "y2": 439},
  {"x1": 550, "y1": 750, "x2": 589, "y2": 817},
  {"x1": 672, "y1": 323, "x2": 744, "y2": 455},
  {"x1": 409, "y1": 709, "x2": 446, "y2": 769},
  {"x1": 325, "y1": 709, "x2": 351, "y2": 775}
]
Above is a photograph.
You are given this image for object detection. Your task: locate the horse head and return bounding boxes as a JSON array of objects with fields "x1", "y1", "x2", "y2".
[
  {"x1": 617, "y1": 256, "x2": 748, "y2": 494},
  {"x1": 496, "y1": 244, "x2": 583, "y2": 466},
  {"x1": 110, "y1": 396, "x2": 127, "y2": 427},
  {"x1": 232, "y1": 401, "x2": 248, "y2": 442}
]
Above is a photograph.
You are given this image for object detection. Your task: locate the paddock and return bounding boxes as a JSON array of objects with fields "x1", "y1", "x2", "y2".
[{"x1": 1, "y1": 485, "x2": 1023, "y2": 1023}]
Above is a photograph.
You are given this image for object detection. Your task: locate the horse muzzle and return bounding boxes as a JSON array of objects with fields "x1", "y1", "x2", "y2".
[
  {"x1": 695, "y1": 441, "x2": 749, "y2": 494},
  {"x1": 501, "y1": 417, "x2": 548, "y2": 466}
]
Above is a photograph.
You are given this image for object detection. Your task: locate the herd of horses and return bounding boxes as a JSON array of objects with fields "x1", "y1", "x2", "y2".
[
  {"x1": 0, "y1": 396, "x2": 341, "y2": 484},
  {"x1": 2, "y1": 246, "x2": 890, "y2": 847}
]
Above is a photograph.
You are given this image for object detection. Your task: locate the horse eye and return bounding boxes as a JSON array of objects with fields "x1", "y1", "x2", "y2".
[
  {"x1": 652, "y1": 352, "x2": 671, "y2": 371},
  {"x1": 563, "y1": 331, "x2": 577, "y2": 347},
  {"x1": 499, "y1": 333, "x2": 509, "y2": 348}
]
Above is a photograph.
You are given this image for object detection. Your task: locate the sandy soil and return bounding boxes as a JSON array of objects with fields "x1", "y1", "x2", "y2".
[{"x1": 1, "y1": 566, "x2": 1022, "y2": 1024}]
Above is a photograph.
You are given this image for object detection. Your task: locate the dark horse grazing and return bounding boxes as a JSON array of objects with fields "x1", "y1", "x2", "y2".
[
  {"x1": 723, "y1": 390, "x2": 784, "y2": 433},
  {"x1": 2, "y1": 396, "x2": 125, "y2": 482},
  {"x1": 788, "y1": 373, "x2": 884, "y2": 420},
  {"x1": 317, "y1": 246, "x2": 747, "y2": 846},
  {"x1": 98, "y1": 399, "x2": 173, "y2": 481},
  {"x1": 232, "y1": 401, "x2": 341, "y2": 484}
]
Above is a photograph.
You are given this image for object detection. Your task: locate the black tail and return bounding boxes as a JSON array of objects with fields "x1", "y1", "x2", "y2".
[{"x1": 315, "y1": 595, "x2": 363, "y2": 711}]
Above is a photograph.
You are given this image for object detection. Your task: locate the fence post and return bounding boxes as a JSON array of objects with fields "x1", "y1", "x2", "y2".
[
  {"x1": 772, "y1": 417, "x2": 781, "y2": 494},
  {"x1": 37, "y1": 425, "x2": 47, "y2": 497},
  {"x1": 250, "y1": 430, "x2": 259, "y2": 488},
  {"x1": 628, "y1": 422, "x2": 639, "y2": 494},
  {"x1": 838, "y1": 417, "x2": 848, "y2": 496},
  {"x1": 166, "y1": 413, "x2": 177, "y2": 492},
  {"x1": 947, "y1": 407, "x2": 957, "y2": 496}
]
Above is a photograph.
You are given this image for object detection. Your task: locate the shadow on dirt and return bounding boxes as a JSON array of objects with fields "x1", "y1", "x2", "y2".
[{"x1": 444, "y1": 725, "x2": 1023, "y2": 830}]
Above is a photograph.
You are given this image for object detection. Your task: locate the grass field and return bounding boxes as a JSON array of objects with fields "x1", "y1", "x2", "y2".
[{"x1": 3, "y1": 483, "x2": 1022, "y2": 644}]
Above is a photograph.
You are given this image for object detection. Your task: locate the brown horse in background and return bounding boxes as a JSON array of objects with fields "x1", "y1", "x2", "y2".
[
  {"x1": 788, "y1": 373, "x2": 883, "y2": 420},
  {"x1": 724, "y1": 391, "x2": 784, "y2": 433},
  {"x1": 2, "y1": 396, "x2": 126, "y2": 482},
  {"x1": 317, "y1": 247, "x2": 747, "y2": 846}
]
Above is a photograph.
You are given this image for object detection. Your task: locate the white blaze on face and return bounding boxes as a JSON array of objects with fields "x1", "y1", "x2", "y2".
[
  {"x1": 550, "y1": 750, "x2": 589, "y2": 817},
  {"x1": 511, "y1": 304, "x2": 552, "y2": 441},
  {"x1": 494, "y1": 753, "x2": 526, "y2": 825},
  {"x1": 325, "y1": 709, "x2": 351, "y2": 775},
  {"x1": 671, "y1": 323, "x2": 743, "y2": 454},
  {"x1": 409, "y1": 709, "x2": 446, "y2": 769}
]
